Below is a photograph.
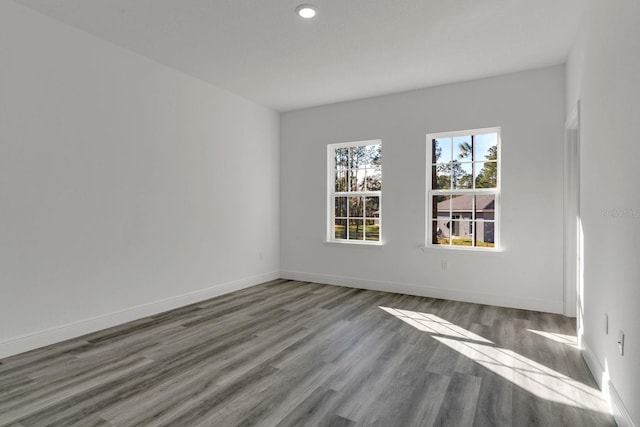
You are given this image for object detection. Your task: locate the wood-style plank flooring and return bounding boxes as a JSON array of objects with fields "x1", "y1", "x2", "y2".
[{"x1": 0, "y1": 279, "x2": 615, "y2": 426}]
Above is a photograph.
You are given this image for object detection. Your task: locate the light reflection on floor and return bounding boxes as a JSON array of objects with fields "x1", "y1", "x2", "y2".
[
  {"x1": 379, "y1": 306, "x2": 608, "y2": 412},
  {"x1": 526, "y1": 329, "x2": 579, "y2": 349}
]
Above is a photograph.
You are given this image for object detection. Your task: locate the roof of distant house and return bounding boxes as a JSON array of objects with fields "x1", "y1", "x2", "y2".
[{"x1": 436, "y1": 194, "x2": 494, "y2": 212}]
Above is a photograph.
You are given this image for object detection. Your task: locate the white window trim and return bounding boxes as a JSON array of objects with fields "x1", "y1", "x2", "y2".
[
  {"x1": 327, "y1": 139, "x2": 383, "y2": 245},
  {"x1": 425, "y1": 127, "x2": 501, "y2": 251}
]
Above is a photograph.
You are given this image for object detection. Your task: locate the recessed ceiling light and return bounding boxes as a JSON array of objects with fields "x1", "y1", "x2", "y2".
[{"x1": 295, "y1": 4, "x2": 317, "y2": 19}]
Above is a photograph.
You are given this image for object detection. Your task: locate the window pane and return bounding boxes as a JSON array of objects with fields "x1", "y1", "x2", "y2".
[
  {"x1": 474, "y1": 161, "x2": 498, "y2": 188},
  {"x1": 335, "y1": 148, "x2": 349, "y2": 170},
  {"x1": 348, "y1": 170, "x2": 357, "y2": 191},
  {"x1": 474, "y1": 133, "x2": 498, "y2": 161},
  {"x1": 335, "y1": 197, "x2": 347, "y2": 218},
  {"x1": 433, "y1": 164, "x2": 451, "y2": 190},
  {"x1": 433, "y1": 221, "x2": 450, "y2": 245},
  {"x1": 433, "y1": 138, "x2": 451, "y2": 164},
  {"x1": 355, "y1": 169, "x2": 367, "y2": 191},
  {"x1": 364, "y1": 144, "x2": 382, "y2": 168},
  {"x1": 451, "y1": 220, "x2": 473, "y2": 246},
  {"x1": 475, "y1": 195, "x2": 495, "y2": 220},
  {"x1": 475, "y1": 221, "x2": 495, "y2": 247},
  {"x1": 348, "y1": 147, "x2": 357, "y2": 169},
  {"x1": 459, "y1": 210, "x2": 473, "y2": 220},
  {"x1": 454, "y1": 218, "x2": 473, "y2": 238},
  {"x1": 452, "y1": 162, "x2": 473, "y2": 189},
  {"x1": 365, "y1": 219, "x2": 380, "y2": 241},
  {"x1": 349, "y1": 146, "x2": 368, "y2": 169},
  {"x1": 450, "y1": 194, "x2": 474, "y2": 217},
  {"x1": 432, "y1": 196, "x2": 450, "y2": 244},
  {"x1": 365, "y1": 196, "x2": 380, "y2": 217},
  {"x1": 349, "y1": 196, "x2": 363, "y2": 217},
  {"x1": 366, "y1": 167, "x2": 382, "y2": 191},
  {"x1": 433, "y1": 195, "x2": 450, "y2": 219},
  {"x1": 335, "y1": 171, "x2": 347, "y2": 192},
  {"x1": 357, "y1": 146, "x2": 369, "y2": 168},
  {"x1": 450, "y1": 219, "x2": 460, "y2": 237},
  {"x1": 453, "y1": 136, "x2": 473, "y2": 161},
  {"x1": 348, "y1": 219, "x2": 364, "y2": 240},
  {"x1": 334, "y1": 219, "x2": 347, "y2": 240}
]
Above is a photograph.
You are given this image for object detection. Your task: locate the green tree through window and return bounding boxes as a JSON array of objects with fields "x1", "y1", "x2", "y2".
[
  {"x1": 329, "y1": 140, "x2": 382, "y2": 243},
  {"x1": 428, "y1": 129, "x2": 500, "y2": 249}
]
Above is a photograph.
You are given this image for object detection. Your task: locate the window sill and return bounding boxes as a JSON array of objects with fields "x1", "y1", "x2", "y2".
[
  {"x1": 420, "y1": 245, "x2": 503, "y2": 255},
  {"x1": 324, "y1": 240, "x2": 385, "y2": 248}
]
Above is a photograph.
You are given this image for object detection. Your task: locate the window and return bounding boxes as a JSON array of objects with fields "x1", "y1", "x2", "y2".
[
  {"x1": 328, "y1": 140, "x2": 382, "y2": 243},
  {"x1": 427, "y1": 128, "x2": 500, "y2": 250}
]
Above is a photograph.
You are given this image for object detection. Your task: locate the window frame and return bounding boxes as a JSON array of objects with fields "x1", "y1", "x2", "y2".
[
  {"x1": 327, "y1": 139, "x2": 383, "y2": 245},
  {"x1": 426, "y1": 127, "x2": 501, "y2": 251}
]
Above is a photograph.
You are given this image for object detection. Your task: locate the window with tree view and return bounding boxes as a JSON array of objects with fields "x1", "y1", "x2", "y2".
[
  {"x1": 427, "y1": 128, "x2": 500, "y2": 249},
  {"x1": 328, "y1": 140, "x2": 382, "y2": 243}
]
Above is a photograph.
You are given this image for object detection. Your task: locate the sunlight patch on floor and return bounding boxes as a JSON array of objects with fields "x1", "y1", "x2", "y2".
[
  {"x1": 378, "y1": 306, "x2": 492, "y2": 343},
  {"x1": 380, "y1": 306, "x2": 608, "y2": 412},
  {"x1": 527, "y1": 329, "x2": 579, "y2": 349}
]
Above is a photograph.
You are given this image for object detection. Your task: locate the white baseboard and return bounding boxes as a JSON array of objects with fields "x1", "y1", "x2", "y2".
[
  {"x1": 581, "y1": 341, "x2": 636, "y2": 427},
  {"x1": 581, "y1": 342, "x2": 605, "y2": 390},
  {"x1": 0, "y1": 271, "x2": 279, "y2": 360},
  {"x1": 280, "y1": 270, "x2": 563, "y2": 313},
  {"x1": 610, "y1": 382, "x2": 636, "y2": 427}
]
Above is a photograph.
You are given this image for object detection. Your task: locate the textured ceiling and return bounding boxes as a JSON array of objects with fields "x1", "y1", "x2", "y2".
[{"x1": 13, "y1": 0, "x2": 585, "y2": 111}]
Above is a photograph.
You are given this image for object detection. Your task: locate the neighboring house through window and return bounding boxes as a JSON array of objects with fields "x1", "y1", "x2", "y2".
[
  {"x1": 327, "y1": 140, "x2": 382, "y2": 243},
  {"x1": 427, "y1": 128, "x2": 500, "y2": 249}
]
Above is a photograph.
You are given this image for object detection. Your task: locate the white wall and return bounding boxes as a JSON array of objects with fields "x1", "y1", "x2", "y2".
[
  {"x1": 0, "y1": 1, "x2": 279, "y2": 357},
  {"x1": 567, "y1": 1, "x2": 640, "y2": 424},
  {"x1": 281, "y1": 66, "x2": 565, "y2": 313}
]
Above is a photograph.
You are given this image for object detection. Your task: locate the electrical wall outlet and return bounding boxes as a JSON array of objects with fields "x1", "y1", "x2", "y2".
[
  {"x1": 604, "y1": 313, "x2": 608, "y2": 334},
  {"x1": 618, "y1": 330, "x2": 625, "y2": 356},
  {"x1": 441, "y1": 260, "x2": 447, "y2": 270}
]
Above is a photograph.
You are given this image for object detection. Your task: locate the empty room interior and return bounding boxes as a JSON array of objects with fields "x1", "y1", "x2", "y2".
[{"x1": 1, "y1": 0, "x2": 638, "y2": 426}]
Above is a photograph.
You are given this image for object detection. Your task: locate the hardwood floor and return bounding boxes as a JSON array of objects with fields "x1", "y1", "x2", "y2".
[{"x1": 0, "y1": 279, "x2": 615, "y2": 426}]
